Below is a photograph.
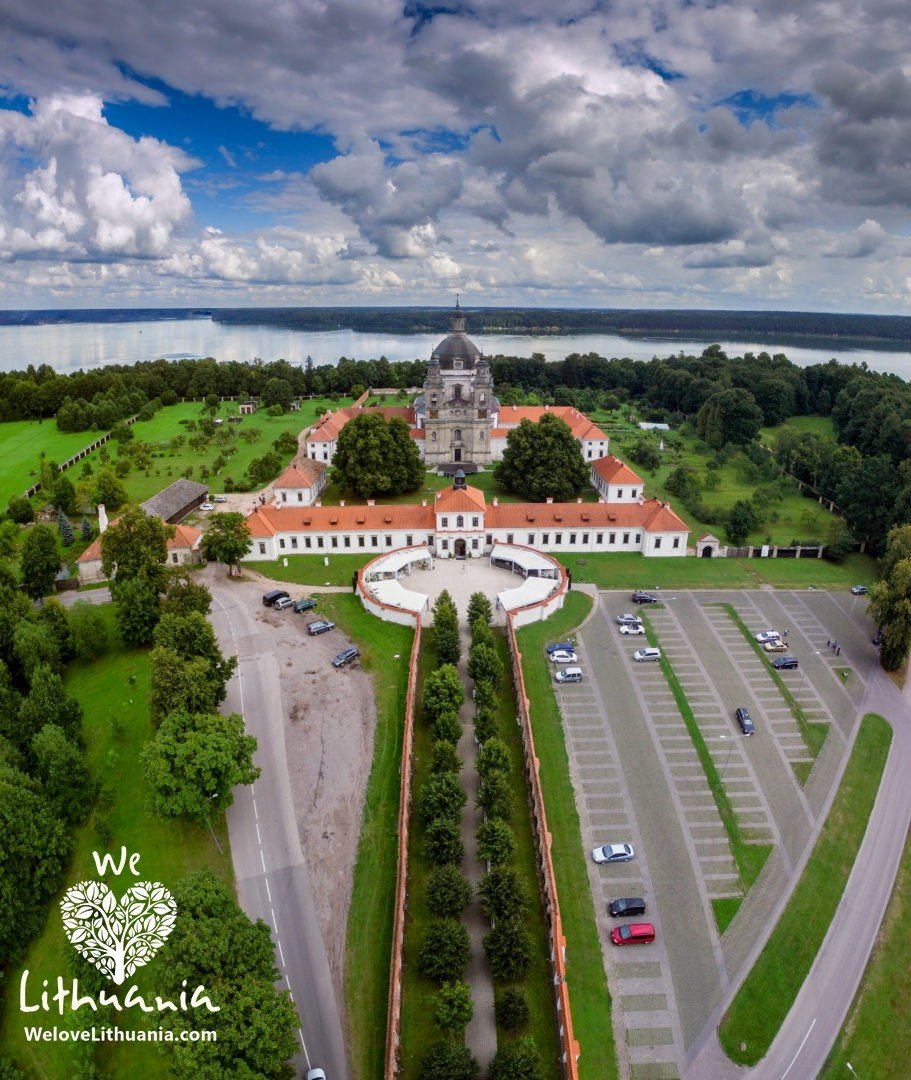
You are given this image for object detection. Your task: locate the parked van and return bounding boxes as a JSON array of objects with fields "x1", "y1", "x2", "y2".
[
  {"x1": 608, "y1": 896, "x2": 647, "y2": 918},
  {"x1": 610, "y1": 922, "x2": 656, "y2": 946},
  {"x1": 555, "y1": 667, "x2": 583, "y2": 684},
  {"x1": 262, "y1": 589, "x2": 290, "y2": 607},
  {"x1": 633, "y1": 648, "x2": 661, "y2": 663}
]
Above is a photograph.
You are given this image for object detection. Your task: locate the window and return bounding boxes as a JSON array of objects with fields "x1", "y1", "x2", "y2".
[
  {"x1": 596, "y1": 533, "x2": 603, "y2": 544},
  {"x1": 673, "y1": 537, "x2": 680, "y2": 549},
  {"x1": 480, "y1": 392, "x2": 486, "y2": 403},
  {"x1": 582, "y1": 533, "x2": 589, "y2": 544},
  {"x1": 385, "y1": 535, "x2": 392, "y2": 546},
  {"x1": 431, "y1": 431, "x2": 437, "y2": 441},
  {"x1": 457, "y1": 515, "x2": 464, "y2": 527},
  {"x1": 291, "y1": 537, "x2": 298, "y2": 549},
  {"x1": 528, "y1": 533, "x2": 534, "y2": 544},
  {"x1": 305, "y1": 537, "x2": 312, "y2": 549},
  {"x1": 344, "y1": 536, "x2": 351, "y2": 548},
  {"x1": 654, "y1": 538, "x2": 662, "y2": 549},
  {"x1": 472, "y1": 516, "x2": 479, "y2": 527},
  {"x1": 507, "y1": 533, "x2": 514, "y2": 544},
  {"x1": 635, "y1": 532, "x2": 641, "y2": 542},
  {"x1": 555, "y1": 532, "x2": 562, "y2": 544},
  {"x1": 297, "y1": 492, "x2": 303, "y2": 502},
  {"x1": 453, "y1": 360, "x2": 463, "y2": 369},
  {"x1": 171, "y1": 552, "x2": 178, "y2": 564},
  {"x1": 427, "y1": 535, "x2": 434, "y2": 546},
  {"x1": 279, "y1": 539, "x2": 286, "y2": 549},
  {"x1": 454, "y1": 384, "x2": 463, "y2": 398},
  {"x1": 406, "y1": 535, "x2": 413, "y2": 546},
  {"x1": 258, "y1": 542, "x2": 266, "y2": 555},
  {"x1": 371, "y1": 536, "x2": 379, "y2": 547},
  {"x1": 358, "y1": 536, "x2": 365, "y2": 548},
  {"x1": 631, "y1": 489, "x2": 638, "y2": 498},
  {"x1": 486, "y1": 534, "x2": 493, "y2": 545},
  {"x1": 588, "y1": 451, "x2": 592, "y2": 459},
  {"x1": 281, "y1": 492, "x2": 287, "y2": 502},
  {"x1": 331, "y1": 537, "x2": 338, "y2": 549},
  {"x1": 570, "y1": 533, "x2": 577, "y2": 544},
  {"x1": 442, "y1": 539, "x2": 449, "y2": 550},
  {"x1": 323, "y1": 451, "x2": 329, "y2": 461},
  {"x1": 609, "y1": 532, "x2": 615, "y2": 544},
  {"x1": 617, "y1": 488, "x2": 623, "y2": 498},
  {"x1": 542, "y1": 532, "x2": 549, "y2": 544},
  {"x1": 442, "y1": 516, "x2": 449, "y2": 527},
  {"x1": 479, "y1": 431, "x2": 484, "y2": 441},
  {"x1": 317, "y1": 537, "x2": 324, "y2": 549},
  {"x1": 454, "y1": 428, "x2": 462, "y2": 441},
  {"x1": 623, "y1": 532, "x2": 629, "y2": 544}
]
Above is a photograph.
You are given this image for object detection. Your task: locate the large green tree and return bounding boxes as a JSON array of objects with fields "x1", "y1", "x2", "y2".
[
  {"x1": 142, "y1": 709, "x2": 259, "y2": 827},
  {"x1": 31, "y1": 724, "x2": 94, "y2": 825},
  {"x1": 152, "y1": 612, "x2": 237, "y2": 700},
  {"x1": 332, "y1": 413, "x2": 424, "y2": 498},
  {"x1": 101, "y1": 506, "x2": 172, "y2": 593},
  {"x1": 201, "y1": 512, "x2": 252, "y2": 574},
  {"x1": 149, "y1": 649, "x2": 222, "y2": 726},
  {"x1": 494, "y1": 414, "x2": 589, "y2": 502},
  {"x1": 696, "y1": 388, "x2": 763, "y2": 448},
  {"x1": 869, "y1": 557, "x2": 911, "y2": 671},
  {"x1": 20, "y1": 524, "x2": 61, "y2": 600}
]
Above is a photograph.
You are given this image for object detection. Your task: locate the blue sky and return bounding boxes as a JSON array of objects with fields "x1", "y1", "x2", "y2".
[{"x1": 0, "y1": 0, "x2": 908, "y2": 311}]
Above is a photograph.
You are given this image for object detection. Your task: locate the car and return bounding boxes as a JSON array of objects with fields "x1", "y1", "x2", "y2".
[
  {"x1": 851, "y1": 584, "x2": 868, "y2": 595},
  {"x1": 546, "y1": 641, "x2": 575, "y2": 654},
  {"x1": 306, "y1": 1070, "x2": 326, "y2": 1080},
  {"x1": 633, "y1": 647, "x2": 661, "y2": 662},
  {"x1": 554, "y1": 667, "x2": 583, "y2": 684},
  {"x1": 332, "y1": 647, "x2": 360, "y2": 668},
  {"x1": 872, "y1": 628, "x2": 884, "y2": 646},
  {"x1": 549, "y1": 650, "x2": 578, "y2": 664},
  {"x1": 199, "y1": 502, "x2": 215, "y2": 511},
  {"x1": 592, "y1": 843, "x2": 634, "y2": 864},
  {"x1": 632, "y1": 592, "x2": 657, "y2": 604},
  {"x1": 771, "y1": 654, "x2": 799, "y2": 670},
  {"x1": 610, "y1": 922, "x2": 656, "y2": 946},
  {"x1": 619, "y1": 623, "x2": 645, "y2": 636},
  {"x1": 754, "y1": 630, "x2": 781, "y2": 644},
  {"x1": 214, "y1": 494, "x2": 228, "y2": 503},
  {"x1": 262, "y1": 589, "x2": 290, "y2": 607},
  {"x1": 293, "y1": 598, "x2": 317, "y2": 613},
  {"x1": 608, "y1": 896, "x2": 646, "y2": 918},
  {"x1": 307, "y1": 620, "x2": 335, "y2": 635},
  {"x1": 274, "y1": 596, "x2": 295, "y2": 611},
  {"x1": 615, "y1": 614, "x2": 643, "y2": 626},
  {"x1": 735, "y1": 706, "x2": 755, "y2": 735},
  {"x1": 763, "y1": 639, "x2": 788, "y2": 652}
]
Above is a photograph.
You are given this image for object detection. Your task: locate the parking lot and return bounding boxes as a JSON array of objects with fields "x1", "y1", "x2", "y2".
[{"x1": 554, "y1": 587, "x2": 875, "y2": 1080}]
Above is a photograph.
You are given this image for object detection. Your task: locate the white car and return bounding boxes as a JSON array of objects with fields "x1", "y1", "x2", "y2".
[
  {"x1": 619, "y1": 624, "x2": 645, "y2": 636},
  {"x1": 549, "y1": 650, "x2": 578, "y2": 664},
  {"x1": 754, "y1": 631, "x2": 780, "y2": 644},
  {"x1": 592, "y1": 843, "x2": 635, "y2": 864},
  {"x1": 306, "y1": 1070, "x2": 326, "y2": 1080},
  {"x1": 200, "y1": 502, "x2": 215, "y2": 511},
  {"x1": 214, "y1": 494, "x2": 228, "y2": 503}
]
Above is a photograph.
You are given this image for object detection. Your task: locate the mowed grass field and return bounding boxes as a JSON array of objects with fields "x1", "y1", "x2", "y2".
[
  {"x1": 0, "y1": 607, "x2": 232, "y2": 1079},
  {"x1": 0, "y1": 420, "x2": 108, "y2": 506}
]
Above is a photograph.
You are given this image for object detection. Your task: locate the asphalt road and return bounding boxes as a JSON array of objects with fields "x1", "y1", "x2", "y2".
[{"x1": 209, "y1": 580, "x2": 347, "y2": 1080}]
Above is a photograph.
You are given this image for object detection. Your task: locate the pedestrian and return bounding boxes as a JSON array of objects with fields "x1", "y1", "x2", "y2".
[
  {"x1": 837, "y1": 646, "x2": 841, "y2": 656},
  {"x1": 783, "y1": 629, "x2": 789, "y2": 639},
  {"x1": 826, "y1": 639, "x2": 831, "y2": 648}
]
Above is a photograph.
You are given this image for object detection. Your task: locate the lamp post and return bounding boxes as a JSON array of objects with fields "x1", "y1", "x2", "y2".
[
  {"x1": 717, "y1": 733, "x2": 749, "y2": 785},
  {"x1": 206, "y1": 792, "x2": 223, "y2": 855},
  {"x1": 846, "y1": 1063, "x2": 859, "y2": 1080}
]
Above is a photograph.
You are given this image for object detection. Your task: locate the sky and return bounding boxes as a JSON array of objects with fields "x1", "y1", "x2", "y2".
[{"x1": 0, "y1": 0, "x2": 910, "y2": 312}]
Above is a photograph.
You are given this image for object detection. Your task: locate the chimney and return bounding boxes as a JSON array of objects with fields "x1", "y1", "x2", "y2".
[
  {"x1": 493, "y1": 497, "x2": 498, "y2": 507},
  {"x1": 421, "y1": 499, "x2": 427, "y2": 507},
  {"x1": 546, "y1": 496, "x2": 553, "y2": 504},
  {"x1": 98, "y1": 505, "x2": 108, "y2": 534},
  {"x1": 316, "y1": 499, "x2": 322, "y2": 507},
  {"x1": 340, "y1": 500, "x2": 345, "y2": 507},
  {"x1": 367, "y1": 499, "x2": 375, "y2": 507},
  {"x1": 598, "y1": 497, "x2": 605, "y2": 504},
  {"x1": 576, "y1": 498, "x2": 582, "y2": 504},
  {"x1": 545, "y1": 403, "x2": 550, "y2": 410}
]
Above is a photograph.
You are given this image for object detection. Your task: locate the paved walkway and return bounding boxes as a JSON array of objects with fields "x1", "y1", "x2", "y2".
[{"x1": 456, "y1": 624, "x2": 498, "y2": 1067}]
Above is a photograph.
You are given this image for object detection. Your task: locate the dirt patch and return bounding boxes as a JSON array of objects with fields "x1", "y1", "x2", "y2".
[{"x1": 203, "y1": 567, "x2": 376, "y2": 1003}]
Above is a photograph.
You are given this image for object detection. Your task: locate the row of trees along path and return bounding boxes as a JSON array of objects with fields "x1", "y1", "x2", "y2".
[{"x1": 455, "y1": 620, "x2": 498, "y2": 1067}]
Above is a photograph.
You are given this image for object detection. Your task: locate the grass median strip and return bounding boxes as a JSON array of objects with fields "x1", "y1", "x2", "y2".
[
  {"x1": 516, "y1": 592, "x2": 619, "y2": 1080},
  {"x1": 720, "y1": 603, "x2": 828, "y2": 776},
  {"x1": 719, "y1": 713, "x2": 892, "y2": 1065}
]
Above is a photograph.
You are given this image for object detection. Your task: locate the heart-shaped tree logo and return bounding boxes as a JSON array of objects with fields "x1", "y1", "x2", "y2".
[{"x1": 61, "y1": 880, "x2": 177, "y2": 985}]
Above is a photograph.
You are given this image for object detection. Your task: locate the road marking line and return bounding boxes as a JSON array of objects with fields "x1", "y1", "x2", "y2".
[
  {"x1": 265, "y1": 879, "x2": 272, "y2": 902},
  {"x1": 252, "y1": 798, "x2": 258, "y2": 819},
  {"x1": 782, "y1": 1017, "x2": 816, "y2": 1079},
  {"x1": 270, "y1": 906, "x2": 276, "y2": 925},
  {"x1": 256, "y1": 823, "x2": 262, "y2": 844},
  {"x1": 260, "y1": 849, "x2": 267, "y2": 873},
  {"x1": 277, "y1": 940, "x2": 286, "y2": 966}
]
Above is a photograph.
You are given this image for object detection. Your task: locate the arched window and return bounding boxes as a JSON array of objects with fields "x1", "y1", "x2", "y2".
[
  {"x1": 454, "y1": 383, "x2": 463, "y2": 398},
  {"x1": 431, "y1": 431, "x2": 437, "y2": 441},
  {"x1": 454, "y1": 428, "x2": 462, "y2": 441},
  {"x1": 479, "y1": 392, "x2": 486, "y2": 404},
  {"x1": 457, "y1": 515, "x2": 464, "y2": 527},
  {"x1": 479, "y1": 431, "x2": 485, "y2": 441}
]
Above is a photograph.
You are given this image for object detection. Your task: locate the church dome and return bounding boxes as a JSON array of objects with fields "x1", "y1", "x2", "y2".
[{"x1": 431, "y1": 299, "x2": 482, "y2": 370}]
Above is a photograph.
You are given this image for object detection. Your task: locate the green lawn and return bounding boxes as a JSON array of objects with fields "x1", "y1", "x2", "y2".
[
  {"x1": 516, "y1": 593, "x2": 618, "y2": 1080},
  {"x1": 824, "y1": 829, "x2": 911, "y2": 1078},
  {"x1": 0, "y1": 420, "x2": 109, "y2": 506},
  {"x1": 760, "y1": 415, "x2": 836, "y2": 443},
  {"x1": 0, "y1": 606, "x2": 232, "y2": 1079},
  {"x1": 308, "y1": 595, "x2": 414, "y2": 1080},
  {"x1": 243, "y1": 554, "x2": 371, "y2": 587},
  {"x1": 719, "y1": 714, "x2": 892, "y2": 1065},
  {"x1": 565, "y1": 550, "x2": 877, "y2": 591}
]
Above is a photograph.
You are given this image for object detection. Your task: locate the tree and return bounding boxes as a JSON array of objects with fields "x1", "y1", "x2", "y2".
[
  {"x1": 201, "y1": 512, "x2": 252, "y2": 574},
  {"x1": 57, "y1": 511, "x2": 74, "y2": 547},
  {"x1": 870, "y1": 558, "x2": 911, "y2": 671},
  {"x1": 476, "y1": 737, "x2": 510, "y2": 778},
  {"x1": 91, "y1": 469, "x2": 128, "y2": 511},
  {"x1": 160, "y1": 569, "x2": 212, "y2": 617},
  {"x1": 483, "y1": 917, "x2": 532, "y2": 981},
  {"x1": 474, "y1": 707, "x2": 497, "y2": 745},
  {"x1": 431, "y1": 710, "x2": 462, "y2": 746},
  {"x1": 696, "y1": 388, "x2": 763, "y2": 448},
  {"x1": 495, "y1": 987, "x2": 530, "y2": 1032},
  {"x1": 150, "y1": 649, "x2": 222, "y2": 726},
  {"x1": 478, "y1": 867, "x2": 529, "y2": 923},
  {"x1": 467, "y1": 591, "x2": 493, "y2": 627},
  {"x1": 52, "y1": 475, "x2": 78, "y2": 515},
  {"x1": 477, "y1": 768, "x2": 511, "y2": 820},
  {"x1": 434, "y1": 981, "x2": 473, "y2": 1034},
  {"x1": 426, "y1": 864, "x2": 473, "y2": 917},
  {"x1": 494, "y1": 414, "x2": 589, "y2": 502},
  {"x1": 476, "y1": 819, "x2": 516, "y2": 866},
  {"x1": 431, "y1": 740, "x2": 462, "y2": 775},
  {"x1": 152, "y1": 612, "x2": 237, "y2": 701},
  {"x1": 32, "y1": 724, "x2": 94, "y2": 824},
  {"x1": 81, "y1": 517, "x2": 92, "y2": 543},
  {"x1": 262, "y1": 377, "x2": 293, "y2": 412},
  {"x1": 113, "y1": 576, "x2": 161, "y2": 646},
  {"x1": 425, "y1": 818, "x2": 464, "y2": 865},
  {"x1": 488, "y1": 1036, "x2": 543, "y2": 1080},
  {"x1": 468, "y1": 642, "x2": 502, "y2": 687},
  {"x1": 332, "y1": 413, "x2": 424, "y2": 499},
  {"x1": 433, "y1": 591, "x2": 461, "y2": 667},
  {"x1": 272, "y1": 431, "x2": 299, "y2": 456},
  {"x1": 881, "y1": 524, "x2": 911, "y2": 581},
  {"x1": 101, "y1": 506, "x2": 172, "y2": 594},
  {"x1": 824, "y1": 516, "x2": 854, "y2": 561},
  {"x1": 67, "y1": 602, "x2": 111, "y2": 661},
  {"x1": 417, "y1": 772, "x2": 466, "y2": 826},
  {"x1": 417, "y1": 921, "x2": 471, "y2": 982},
  {"x1": 0, "y1": 520, "x2": 20, "y2": 563},
  {"x1": 12, "y1": 621, "x2": 61, "y2": 681},
  {"x1": 246, "y1": 452, "x2": 283, "y2": 487},
  {"x1": 725, "y1": 499, "x2": 758, "y2": 545},
  {"x1": 20, "y1": 523, "x2": 61, "y2": 600},
  {"x1": 629, "y1": 437, "x2": 661, "y2": 472},
  {"x1": 15, "y1": 664, "x2": 83, "y2": 748},
  {"x1": 36, "y1": 597, "x2": 74, "y2": 662},
  {"x1": 422, "y1": 665, "x2": 464, "y2": 721},
  {"x1": 142, "y1": 710, "x2": 260, "y2": 828},
  {"x1": 665, "y1": 464, "x2": 700, "y2": 501},
  {"x1": 418, "y1": 1041, "x2": 478, "y2": 1080},
  {"x1": 6, "y1": 496, "x2": 34, "y2": 525}
]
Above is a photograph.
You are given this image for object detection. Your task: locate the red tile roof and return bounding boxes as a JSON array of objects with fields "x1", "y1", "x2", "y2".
[
  {"x1": 274, "y1": 459, "x2": 328, "y2": 489},
  {"x1": 245, "y1": 503, "x2": 435, "y2": 539},
  {"x1": 487, "y1": 499, "x2": 687, "y2": 533},
  {"x1": 497, "y1": 405, "x2": 607, "y2": 442},
  {"x1": 307, "y1": 405, "x2": 414, "y2": 442},
  {"x1": 591, "y1": 455, "x2": 643, "y2": 487},
  {"x1": 433, "y1": 485, "x2": 487, "y2": 513},
  {"x1": 77, "y1": 522, "x2": 201, "y2": 564}
]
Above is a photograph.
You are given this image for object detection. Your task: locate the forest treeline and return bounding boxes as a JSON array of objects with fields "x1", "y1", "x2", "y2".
[{"x1": 2, "y1": 344, "x2": 910, "y2": 551}]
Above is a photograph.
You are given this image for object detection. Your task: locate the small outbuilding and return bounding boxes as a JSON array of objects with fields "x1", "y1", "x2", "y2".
[{"x1": 141, "y1": 479, "x2": 209, "y2": 524}]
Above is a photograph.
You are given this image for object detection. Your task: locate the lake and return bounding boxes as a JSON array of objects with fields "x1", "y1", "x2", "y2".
[{"x1": 3, "y1": 316, "x2": 911, "y2": 379}]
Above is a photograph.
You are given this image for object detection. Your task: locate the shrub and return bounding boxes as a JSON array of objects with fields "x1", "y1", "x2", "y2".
[
  {"x1": 431, "y1": 710, "x2": 462, "y2": 746},
  {"x1": 484, "y1": 918, "x2": 532, "y2": 982},
  {"x1": 430, "y1": 741, "x2": 462, "y2": 775},
  {"x1": 478, "y1": 867, "x2": 529, "y2": 922},
  {"x1": 433, "y1": 981, "x2": 474, "y2": 1034},
  {"x1": 488, "y1": 1036, "x2": 543, "y2": 1080},
  {"x1": 418, "y1": 921, "x2": 471, "y2": 982},
  {"x1": 425, "y1": 818, "x2": 464, "y2": 866},
  {"x1": 426, "y1": 865, "x2": 472, "y2": 918},
  {"x1": 417, "y1": 772, "x2": 466, "y2": 826},
  {"x1": 473, "y1": 707, "x2": 497, "y2": 745},
  {"x1": 473, "y1": 680, "x2": 496, "y2": 713},
  {"x1": 418, "y1": 1041, "x2": 478, "y2": 1080},
  {"x1": 477, "y1": 768, "x2": 511, "y2": 820},
  {"x1": 476, "y1": 819, "x2": 515, "y2": 866},
  {"x1": 495, "y1": 987, "x2": 530, "y2": 1032},
  {"x1": 467, "y1": 591, "x2": 493, "y2": 628},
  {"x1": 476, "y1": 737, "x2": 510, "y2": 778}
]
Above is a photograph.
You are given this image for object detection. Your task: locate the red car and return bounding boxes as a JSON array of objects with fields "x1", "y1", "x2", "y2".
[{"x1": 610, "y1": 922, "x2": 656, "y2": 946}]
